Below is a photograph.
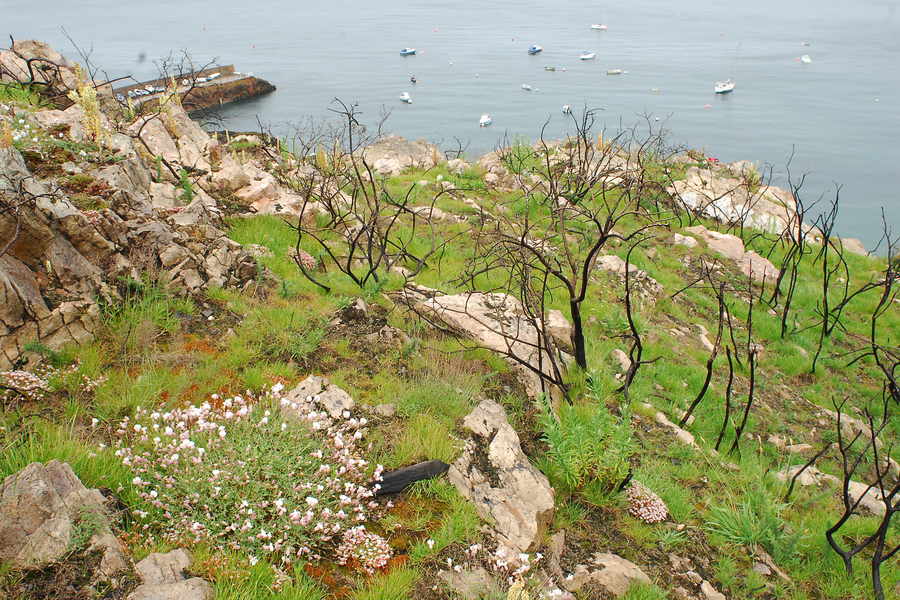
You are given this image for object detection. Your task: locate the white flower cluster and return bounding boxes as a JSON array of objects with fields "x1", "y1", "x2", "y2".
[
  {"x1": 111, "y1": 383, "x2": 389, "y2": 569},
  {"x1": 334, "y1": 525, "x2": 393, "y2": 574}
]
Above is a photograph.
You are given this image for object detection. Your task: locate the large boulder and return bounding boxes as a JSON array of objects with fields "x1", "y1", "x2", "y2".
[
  {"x1": 0, "y1": 461, "x2": 128, "y2": 576},
  {"x1": 448, "y1": 399, "x2": 555, "y2": 553},
  {"x1": 360, "y1": 135, "x2": 444, "y2": 176},
  {"x1": 284, "y1": 375, "x2": 355, "y2": 419},
  {"x1": 129, "y1": 549, "x2": 212, "y2": 600},
  {"x1": 685, "y1": 225, "x2": 746, "y2": 261},
  {"x1": 774, "y1": 465, "x2": 887, "y2": 515},
  {"x1": 1, "y1": 108, "x2": 260, "y2": 369},
  {"x1": 668, "y1": 166, "x2": 816, "y2": 239},
  {"x1": 130, "y1": 102, "x2": 212, "y2": 171},
  {"x1": 563, "y1": 553, "x2": 651, "y2": 597},
  {"x1": 0, "y1": 39, "x2": 82, "y2": 93},
  {"x1": 416, "y1": 292, "x2": 566, "y2": 401},
  {"x1": 686, "y1": 225, "x2": 779, "y2": 284}
]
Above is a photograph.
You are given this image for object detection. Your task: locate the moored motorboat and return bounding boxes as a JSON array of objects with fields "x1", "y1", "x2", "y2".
[
  {"x1": 399, "y1": 92, "x2": 412, "y2": 104},
  {"x1": 400, "y1": 48, "x2": 417, "y2": 56},
  {"x1": 800, "y1": 54, "x2": 812, "y2": 64},
  {"x1": 544, "y1": 66, "x2": 556, "y2": 71},
  {"x1": 562, "y1": 104, "x2": 572, "y2": 114},
  {"x1": 528, "y1": 44, "x2": 543, "y2": 55},
  {"x1": 579, "y1": 51, "x2": 596, "y2": 60},
  {"x1": 606, "y1": 69, "x2": 624, "y2": 75},
  {"x1": 479, "y1": 114, "x2": 492, "y2": 127},
  {"x1": 591, "y1": 24, "x2": 608, "y2": 30},
  {"x1": 714, "y1": 79, "x2": 736, "y2": 94},
  {"x1": 521, "y1": 83, "x2": 534, "y2": 91}
]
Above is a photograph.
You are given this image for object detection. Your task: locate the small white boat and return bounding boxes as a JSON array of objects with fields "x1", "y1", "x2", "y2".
[
  {"x1": 714, "y1": 79, "x2": 736, "y2": 94},
  {"x1": 521, "y1": 83, "x2": 533, "y2": 91},
  {"x1": 400, "y1": 48, "x2": 417, "y2": 56},
  {"x1": 579, "y1": 51, "x2": 596, "y2": 60},
  {"x1": 606, "y1": 69, "x2": 624, "y2": 75},
  {"x1": 800, "y1": 54, "x2": 812, "y2": 64},
  {"x1": 801, "y1": 41, "x2": 811, "y2": 46},
  {"x1": 591, "y1": 24, "x2": 608, "y2": 30},
  {"x1": 479, "y1": 114, "x2": 492, "y2": 127},
  {"x1": 399, "y1": 92, "x2": 412, "y2": 104},
  {"x1": 562, "y1": 104, "x2": 572, "y2": 114}
]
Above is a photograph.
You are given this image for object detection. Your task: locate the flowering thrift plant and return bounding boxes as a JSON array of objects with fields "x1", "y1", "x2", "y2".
[
  {"x1": 111, "y1": 384, "x2": 391, "y2": 570},
  {"x1": 0, "y1": 370, "x2": 50, "y2": 403},
  {"x1": 1, "y1": 361, "x2": 103, "y2": 404},
  {"x1": 625, "y1": 481, "x2": 669, "y2": 524}
]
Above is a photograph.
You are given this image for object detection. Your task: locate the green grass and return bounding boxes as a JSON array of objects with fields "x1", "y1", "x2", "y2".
[
  {"x1": 351, "y1": 568, "x2": 416, "y2": 600},
  {"x1": 211, "y1": 559, "x2": 326, "y2": 600},
  {"x1": 622, "y1": 582, "x2": 670, "y2": 600}
]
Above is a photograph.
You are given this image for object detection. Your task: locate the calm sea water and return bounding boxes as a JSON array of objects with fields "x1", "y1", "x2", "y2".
[{"x1": 6, "y1": 0, "x2": 899, "y2": 244}]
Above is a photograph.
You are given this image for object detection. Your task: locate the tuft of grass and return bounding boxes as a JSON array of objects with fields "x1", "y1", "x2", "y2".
[
  {"x1": 351, "y1": 568, "x2": 417, "y2": 600},
  {"x1": 622, "y1": 582, "x2": 670, "y2": 600},
  {"x1": 211, "y1": 559, "x2": 326, "y2": 600},
  {"x1": 384, "y1": 414, "x2": 460, "y2": 467},
  {"x1": 706, "y1": 488, "x2": 799, "y2": 564},
  {"x1": 101, "y1": 282, "x2": 194, "y2": 361},
  {"x1": 406, "y1": 479, "x2": 481, "y2": 561}
]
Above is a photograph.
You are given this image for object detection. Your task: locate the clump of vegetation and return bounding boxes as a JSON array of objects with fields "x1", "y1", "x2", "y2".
[
  {"x1": 537, "y1": 393, "x2": 635, "y2": 506},
  {"x1": 111, "y1": 384, "x2": 391, "y2": 572},
  {"x1": 66, "y1": 65, "x2": 106, "y2": 146},
  {"x1": 706, "y1": 488, "x2": 799, "y2": 564},
  {"x1": 178, "y1": 168, "x2": 194, "y2": 203}
]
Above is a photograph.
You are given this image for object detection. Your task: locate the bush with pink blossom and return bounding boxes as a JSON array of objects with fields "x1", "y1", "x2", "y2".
[
  {"x1": 625, "y1": 480, "x2": 669, "y2": 524},
  {"x1": 335, "y1": 526, "x2": 394, "y2": 574},
  {"x1": 110, "y1": 383, "x2": 391, "y2": 568}
]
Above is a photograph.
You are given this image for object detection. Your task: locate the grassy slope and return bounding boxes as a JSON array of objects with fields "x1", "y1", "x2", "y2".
[{"x1": 1, "y1": 89, "x2": 896, "y2": 598}]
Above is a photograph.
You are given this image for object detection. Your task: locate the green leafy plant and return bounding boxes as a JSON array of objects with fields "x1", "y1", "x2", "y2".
[
  {"x1": 68, "y1": 507, "x2": 108, "y2": 552},
  {"x1": 537, "y1": 393, "x2": 635, "y2": 505},
  {"x1": 178, "y1": 168, "x2": 194, "y2": 203}
]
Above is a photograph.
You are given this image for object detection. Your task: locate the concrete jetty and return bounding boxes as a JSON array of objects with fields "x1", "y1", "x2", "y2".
[{"x1": 113, "y1": 65, "x2": 275, "y2": 113}]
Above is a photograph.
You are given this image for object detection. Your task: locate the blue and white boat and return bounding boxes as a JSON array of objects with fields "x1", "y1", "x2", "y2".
[
  {"x1": 400, "y1": 92, "x2": 412, "y2": 104},
  {"x1": 528, "y1": 45, "x2": 543, "y2": 55},
  {"x1": 400, "y1": 48, "x2": 417, "y2": 56},
  {"x1": 479, "y1": 114, "x2": 492, "y2": 127}
]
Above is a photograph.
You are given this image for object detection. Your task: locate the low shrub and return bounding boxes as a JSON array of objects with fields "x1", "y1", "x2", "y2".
[
  {"x1": 537, "y1": 394, "x2": 635, "y2": 506},
  {"x1": 111, "y1": 383, "x2": 390, "y2": 572}
]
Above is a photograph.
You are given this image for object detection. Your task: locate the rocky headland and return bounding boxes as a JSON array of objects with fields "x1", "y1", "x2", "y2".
[{"x1": 1, "y1": 41, "x2": 896, "y2": 600}]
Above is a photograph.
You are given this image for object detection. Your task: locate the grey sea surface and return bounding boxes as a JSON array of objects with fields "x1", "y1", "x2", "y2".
[{"x1": 6, "y1": 0, "x2": 899, "y2": 244}]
